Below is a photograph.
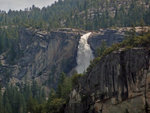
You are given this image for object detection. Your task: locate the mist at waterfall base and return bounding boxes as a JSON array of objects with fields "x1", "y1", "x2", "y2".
[{"x1": 76, "y1": 32, "x2": 94, "y2": 74}]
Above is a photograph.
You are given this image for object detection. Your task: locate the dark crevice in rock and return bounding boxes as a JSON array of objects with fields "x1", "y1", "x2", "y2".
[
  {"x1": 144, "y1": 50, "x2": 150, "y2": 113},
  {"x1": 112, "y1": 66, "x2": 116, "y2": 95},
  {"x1": 120, "y1": 51, "x2": 128, "y2": 100}
]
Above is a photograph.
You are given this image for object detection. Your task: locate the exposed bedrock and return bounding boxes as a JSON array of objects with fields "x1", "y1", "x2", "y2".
[{"x1": 65, "y1": 48, "x2": 150, "y2": 113}]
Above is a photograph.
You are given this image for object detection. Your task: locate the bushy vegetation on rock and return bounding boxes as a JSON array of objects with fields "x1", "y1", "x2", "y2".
[{"x1": 87, "y1": 31, "x2": 150, "y2": 73}]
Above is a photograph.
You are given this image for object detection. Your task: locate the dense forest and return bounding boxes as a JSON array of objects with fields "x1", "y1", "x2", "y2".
[
  {"x1": 0, "y1": 73, "x2": 82, "y2": 113},
  {"x1": 0, "y1": 0, "x2": 150, "y2": 30}
]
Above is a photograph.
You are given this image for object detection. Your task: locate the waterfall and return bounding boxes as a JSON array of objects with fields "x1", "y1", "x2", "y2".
[{"x1": 76, "y1": 32, "x2": 94, "y2": 74}]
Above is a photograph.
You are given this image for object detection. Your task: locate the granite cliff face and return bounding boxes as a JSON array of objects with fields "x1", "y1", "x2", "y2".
[
  {"x1": 0, "y1": 28, "x2": 81, "y2": 87},
  {"x1": 65, "y1": 47, "x2": 150, "y2": 113},
  {"x1": 17, "y1": 28, "x2": 81, "y2": 87},
  {"x1": 0, "y1": 28, "x2": 126, "y2": 88}
]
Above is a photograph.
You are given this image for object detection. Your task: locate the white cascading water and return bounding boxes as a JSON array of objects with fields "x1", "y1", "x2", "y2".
[{"x1": 76, "y1": 32, "x2": 94, "y2": 73}]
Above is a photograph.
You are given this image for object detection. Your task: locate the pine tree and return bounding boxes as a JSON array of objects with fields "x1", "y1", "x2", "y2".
[{"x1": 0, "y1": 87, "x2": 3, "y2": 113}]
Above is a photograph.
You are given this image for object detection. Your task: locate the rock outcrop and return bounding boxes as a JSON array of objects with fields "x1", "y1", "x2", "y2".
[{"x1": 66, "y1": 47, "x2": 150, "y2": 113}]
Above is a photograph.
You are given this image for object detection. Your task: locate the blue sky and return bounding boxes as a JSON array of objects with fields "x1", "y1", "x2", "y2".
[{"x1": 0, "y1": 0, "x2": 57, "y2": 11}]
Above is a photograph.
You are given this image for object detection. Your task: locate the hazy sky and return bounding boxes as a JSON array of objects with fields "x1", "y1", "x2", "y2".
[{"x1": 0, "y1": 0, "x2": 57, "y2": 11}]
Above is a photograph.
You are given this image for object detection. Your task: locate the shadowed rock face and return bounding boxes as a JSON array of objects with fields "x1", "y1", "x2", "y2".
[
  {"x1": 88, "y1": 27, "x2": 150, "y2": 56},
  {"x1": 65, "y1": 48, "x2": 150, "y2": 113},
  {"x1": 0, "y1": 28, "x2": 81, "y2": 88},
  {"x1": 88, "y1": 29, "x2": 125, "y2": 56},
  {"x1": 18, "y1": 29, "x2": 80, "y2": 87}
]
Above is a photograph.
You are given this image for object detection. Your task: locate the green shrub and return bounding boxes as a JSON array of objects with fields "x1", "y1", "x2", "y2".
[
  {"x1": 102, "y1": 43, "x2": 120, "y2": 57},
  {"x1": 71, "y1": 73, "x2": 83, "y2": 87},
  {"x1": 46, "y1": 98, "x2": 66, "y2": 113},
  {"x1": 133, "y1": 33, "x2": 150, "y2": 47}
]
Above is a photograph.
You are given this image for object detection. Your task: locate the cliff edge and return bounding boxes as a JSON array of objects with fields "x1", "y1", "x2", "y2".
[{"x1": 66, "y1": 46, "x2": 150, "y2": 113}]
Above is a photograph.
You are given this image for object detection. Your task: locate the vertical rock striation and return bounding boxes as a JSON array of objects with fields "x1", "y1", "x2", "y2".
[{"x1": 66, "y1": 48, "x2": 150, "y2": 113}]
